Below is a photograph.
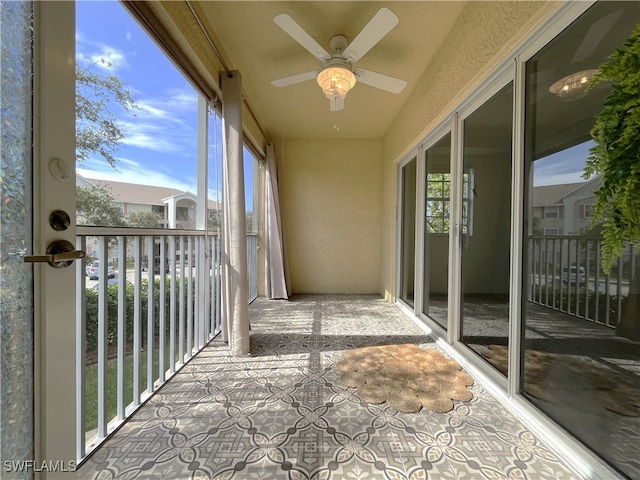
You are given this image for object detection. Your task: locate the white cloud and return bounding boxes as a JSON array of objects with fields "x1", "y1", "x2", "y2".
[
  {"x1": 135, "y1": 102, "x2": 170, "y2": 120},
  {"x1": 78, "y1": 156, "x2": 196, "y2": 193},
  {"x1": 76, "y1": 37, "x2": 128, "y2": 72},
  {"x1": 117, "y1": 88, "x2": 199, "y2": 155},
  {"x1": 136, "y1": 89, "x2": 198, "y2": 117}
]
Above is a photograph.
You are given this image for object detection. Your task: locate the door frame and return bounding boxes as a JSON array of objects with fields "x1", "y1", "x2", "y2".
[
  {"x1": 395, "y1": 150, "x2": 419, "y2": 310},
  {"x1": 33, "y1": 1, "x2": 77, "y2": 473}
]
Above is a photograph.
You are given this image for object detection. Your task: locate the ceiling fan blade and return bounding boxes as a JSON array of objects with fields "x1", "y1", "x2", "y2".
[
  {"x1": 271, "y1": 71, "x2": 319, "y2": 87},
  {"x1": 344, "y1": 7, "x2": 399, "y2": 64},
  {"x1": 355, "y1": 69, "x2": 407, "y2": 94},
  {"x1": 274, "y1": 14, "x2": 331, "y2": 62}
]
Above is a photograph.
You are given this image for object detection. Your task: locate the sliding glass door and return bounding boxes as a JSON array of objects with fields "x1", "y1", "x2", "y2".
[
  {"x1": 422, "y1": 134, "x2": 451, "y2": 329},
  {"x1": 399, "y1": 157, "x2": 417, "y2": 307},
  {"x1": 460, "y1": 83, "x2": 513, "y2": 373},
  {"x1": 522, "y1": 2, "x2": 639, "y2": 477}
]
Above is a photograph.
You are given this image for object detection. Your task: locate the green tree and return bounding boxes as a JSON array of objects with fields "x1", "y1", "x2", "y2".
[
  {"x1": 584, "y1": 23, "x2": 640, "y2": 341},
  {"x1": 128, "y1": 210, "x2": 163, "y2": 228},
  {"x1": 246, "y1": 211, "x2": 254, "y2": 233},
  {"x1": 583, "y1": 23, "x2": 640, "y2": 273},
  {"x1": 207, "y1": 210, "x2": 222, "y2": 231},
  {"x1": 77, "y1": 186, "x2": 126, "y2": 227},
  {"x1": 76, "y1": 59, "x2": 138, "y2": 169}
]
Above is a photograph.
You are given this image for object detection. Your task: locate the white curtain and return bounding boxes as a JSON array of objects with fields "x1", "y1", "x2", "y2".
[
  {"x1": 221, "y1": 71, "x2": 250, "y2": 355},
  {"x1": 265, "y1": 143, "x2": 290, "y2": 299}
]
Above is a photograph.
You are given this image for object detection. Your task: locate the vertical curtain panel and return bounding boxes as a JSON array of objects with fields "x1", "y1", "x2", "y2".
[
  {"x1": 221, "y1": 71, "x2": 250, "y2": 355},
  {"x1": 265, "y1": 143, "x2": 290, "y2": 299}
]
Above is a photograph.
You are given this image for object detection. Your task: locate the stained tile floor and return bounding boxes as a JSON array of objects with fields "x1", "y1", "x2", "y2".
[{"x1": 80, "y1": 295, "x2": 582, "y2": 479}]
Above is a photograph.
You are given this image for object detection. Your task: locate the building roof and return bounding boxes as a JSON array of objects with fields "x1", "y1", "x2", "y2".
[
  {"x1": 533, "y1": 183, "x2": 584, "y2": 207},
  {"x1": 79, "y1": 175, "x2": 221, "y2": 209}
]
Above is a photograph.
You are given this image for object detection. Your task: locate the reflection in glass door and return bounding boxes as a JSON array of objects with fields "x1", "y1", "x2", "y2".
[
  {"x1": 460, "y1": 83, "x2": 513, "y2": 374},
  {"x1": 399, "y1": 158, "x2": 417, "y2": 307},
  {"x1": 423, "y1": 134, "x2": 451, "y2": 329},
  {"x1": 522, "y1": 2, "x2": 639, "y2": 477}
]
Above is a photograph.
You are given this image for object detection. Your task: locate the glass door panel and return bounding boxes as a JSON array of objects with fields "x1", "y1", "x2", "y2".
[
  {"x1": 423, "y1": 134, "x2": 451, "y2": 329},
  {"x1": 523, "y1": 2, "x2": 639, "y2": 477},
  {"x1": 399, "y1": 158, "x2": 417, "y2": 307},
  {"x1": 460, "y1": 83, "x2": 513, "y2": 373},
  {"x1": 1, "y1": 2, "x2": 35, "y2": 474},
  {"x1": 2, "y1": 0, "x2": 77, "y2": 471}
]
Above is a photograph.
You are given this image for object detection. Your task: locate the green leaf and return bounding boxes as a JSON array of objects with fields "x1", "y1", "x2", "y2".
[{"x1": 584, "y1": 22, "x2": 640, "y2": 273}]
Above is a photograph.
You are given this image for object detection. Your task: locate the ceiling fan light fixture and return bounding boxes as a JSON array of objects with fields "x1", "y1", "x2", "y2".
[
  {"x1": 549, "y1": 69, "x2": 598, "y2": 101},
  {"x1": 317, "y1": 66, "x2": 356, "y2": 100}
]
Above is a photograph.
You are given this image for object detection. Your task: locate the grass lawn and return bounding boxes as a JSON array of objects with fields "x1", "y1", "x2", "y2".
[{"x1": 84, "y1": 346, "x2": 177, "y2": 432}]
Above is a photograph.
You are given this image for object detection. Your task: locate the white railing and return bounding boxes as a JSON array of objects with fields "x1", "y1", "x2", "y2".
[
  {"x1": 528, "y1": 236, "x2": 637, "y2": 328},
  {"x1": 75, "y1": 227, "x2": 258, "y2": 462}
]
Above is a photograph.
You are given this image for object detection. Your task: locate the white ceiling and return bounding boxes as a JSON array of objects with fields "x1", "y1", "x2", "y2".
[{"x1": 196, "y1": 2, "x2": 467, "y2": 140}]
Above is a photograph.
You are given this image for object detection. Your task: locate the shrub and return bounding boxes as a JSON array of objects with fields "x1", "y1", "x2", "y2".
[{"x1": 84, "y1": 277, "x2": 196, "y2": 356}]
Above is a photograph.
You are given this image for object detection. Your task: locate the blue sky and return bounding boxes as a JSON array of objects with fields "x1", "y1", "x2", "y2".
[
  {"x1": 533, "y1": 141, "x2": 593, "y2": 187},
  {"x1": 75, "y1": 1, "x2": 253, "y2": 207}
]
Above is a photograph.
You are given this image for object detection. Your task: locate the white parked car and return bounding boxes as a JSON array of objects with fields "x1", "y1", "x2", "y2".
[
  {"x1": 561, "y1": 265, "x2": 585, "y2": 284},
  {"x1": 86, "y1": 261, "x2": 116, "y2": 280}
]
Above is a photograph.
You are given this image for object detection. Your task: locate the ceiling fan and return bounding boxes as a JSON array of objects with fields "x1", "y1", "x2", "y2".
[{"x1": 271, "y1": 7, "x2": 407, "y2": 111}]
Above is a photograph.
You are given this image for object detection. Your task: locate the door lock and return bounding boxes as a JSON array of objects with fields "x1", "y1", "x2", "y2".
[{"x1": 24, "y1": 239, "x2": 85, "y2": 268}]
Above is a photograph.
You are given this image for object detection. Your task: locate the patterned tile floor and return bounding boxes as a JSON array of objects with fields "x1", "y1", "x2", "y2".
[{"x1": 80, "y1": 294, "x2": 582, "y2": 480}]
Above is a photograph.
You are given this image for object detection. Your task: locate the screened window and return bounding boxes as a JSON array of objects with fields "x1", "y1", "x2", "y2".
[
  {"x1": 544, "y1": 206, "x2": 559, "y2": 219},
  {"x1": 176, "y1": 206, "x2": 189, "y2": 221},
  {"x1": 583, "y1": 204, "x2": 594, "y2": 218}
]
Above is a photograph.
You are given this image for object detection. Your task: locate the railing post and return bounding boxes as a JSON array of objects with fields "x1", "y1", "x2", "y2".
[
  {"x1": 75, "y1": 236, "x2": 87, "y2": 460},
  {"x1": 169, "y1": 238, "x2": 177, "y2": 373},
  {"x1": 187, "y1": 236, "x2": 194, "y2": 357},
  {"x1": 147, "y1": 236, "x2": 155, "y2": 394},
  {"x1": 133, "y1": 236, "x2": 142, "y2": 406},
  {"x1": 179, "y1": 236, "x2": 185, "y2": 364},
  {"x1": 117, "y1": 236, "x2": 127, "y2": 420},
  {"x1": 97, "y1": 236, "x2": 108, "y2": 439},
  {"x1": 159, "y1": 236, "x2": 166, "y2": 382},
  {"x1": 585, "y1": 240, "x2": 591, "y2": 321},
  {"x1": 595, "y1": 241, "x2": 601, "y2": 324}
]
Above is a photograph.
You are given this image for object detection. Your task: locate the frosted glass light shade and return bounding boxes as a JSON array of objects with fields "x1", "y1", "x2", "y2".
[{"x1": 317, "y1": 67, "x2": 356, "y2": 100}]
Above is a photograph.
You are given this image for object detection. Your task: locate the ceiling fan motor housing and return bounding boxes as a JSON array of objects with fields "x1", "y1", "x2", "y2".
[
  {"x1": 321, "y1": 56, "x2": 353, "y2": 72},
  {"x1": 330, "y1": 34, "x2": 348, "y2": 53}
]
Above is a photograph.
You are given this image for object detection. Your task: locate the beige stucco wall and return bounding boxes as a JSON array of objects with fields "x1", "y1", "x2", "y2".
[
  {"x1": 379, "y1": 1, "x2": 558, "y2": 301},
  {"x1": 276, "y1": 138, "x2": 382, "y2": 293}
]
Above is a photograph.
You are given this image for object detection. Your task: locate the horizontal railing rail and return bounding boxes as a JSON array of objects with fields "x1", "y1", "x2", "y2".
[
  {"x1": 75, "y1": 227, "x2": 259, "y2": 462},
  {"x1": 527, "y1": 235, "x2": 637, "y2": 328}
]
